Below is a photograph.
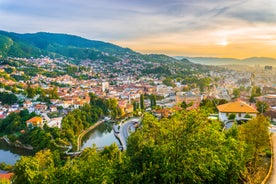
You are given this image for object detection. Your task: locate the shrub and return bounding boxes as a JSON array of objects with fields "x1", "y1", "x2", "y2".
[{"x1": 228, "y1": 113, "x2": 236, "y2": 120}]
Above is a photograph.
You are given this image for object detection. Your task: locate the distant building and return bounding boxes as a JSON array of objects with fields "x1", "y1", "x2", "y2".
[
  {"x1": 264, "y1": 66, "x2": 273, "y2": 70},
  {"x1": 255, "y1": 95, "x2": 276, "y2": 107},
  {"x1": 175, "y1": 92, "x2": 201, "y2": 105},
  {"x1": 217, "y1": 100, "x2": 258, "y2": 122},
  {"x1": 102, "y1": 81, "x2": 109, "y2": 92}
]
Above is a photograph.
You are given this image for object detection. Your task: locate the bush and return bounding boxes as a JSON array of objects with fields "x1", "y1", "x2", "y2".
[
  {"x1": 265, "y1": 148, "x2": 272, "y2": 157},
  {"x1": 228, "y1": 113, "x2": 236, "y2": 120},
  {"x1": 244, "y1": 114, "x2": 252, "y2": 118}
]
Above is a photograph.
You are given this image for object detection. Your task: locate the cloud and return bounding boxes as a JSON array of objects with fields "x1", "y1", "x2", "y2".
[{"x1": 0, "y1": 0, "x2": 276, "y2": 58}]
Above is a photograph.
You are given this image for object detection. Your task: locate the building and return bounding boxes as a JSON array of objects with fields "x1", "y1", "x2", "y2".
[
  {"x1": 0, "y1": 173, "x2": 14, "y2": 183},
  {"x1": 175, "y1": 92, "x2": 201, "y2": 105},
  {"x1": 47, "y1": 117, "x2": 62, "y2": 128},
  {"x1": 255, "y1": 95, "x2": 276, "y2": 107},
  {"x1": 217, "y1": 100, "x2": 258, "y2": 122},
  {"x1": 264, "y1": 65, "x2": 273, "y2": 70},
  {"x1": 102, "y1": 81, "x2": 109, "y2": 92},
  {"x1": 26, "y1": 116, "x2": 43, "y2": 128}
]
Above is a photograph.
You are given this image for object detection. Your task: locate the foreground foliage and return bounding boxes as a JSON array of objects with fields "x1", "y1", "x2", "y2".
[{"x1": 12, "y1": 111, "x2": 270, "y2": 183}]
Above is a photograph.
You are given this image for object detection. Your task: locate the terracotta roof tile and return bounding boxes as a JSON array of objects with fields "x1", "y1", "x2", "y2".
[
  {"x1": 217, "y1": 101, "x2": 258, "y2": 113},
  {"x1": 0, "y1": 173, "x2": 13, "y2": 180}
]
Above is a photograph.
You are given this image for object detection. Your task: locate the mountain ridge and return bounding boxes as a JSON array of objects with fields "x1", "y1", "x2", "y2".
[
  {"x1": 177, "y1": 56, "x2": 276, "y2": 66},
  {"x1": 0, "y1": 30, "x2": 196, "y2": 67}
]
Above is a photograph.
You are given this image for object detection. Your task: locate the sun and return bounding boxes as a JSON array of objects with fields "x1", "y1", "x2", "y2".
[{"x1": 217, "y1": 39, "x2": 229, "y2": 46}]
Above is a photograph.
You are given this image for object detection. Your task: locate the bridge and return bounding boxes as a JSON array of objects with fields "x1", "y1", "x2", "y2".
[{"x1": 65, "y1": 146, "x2": 125, "y2": 156}]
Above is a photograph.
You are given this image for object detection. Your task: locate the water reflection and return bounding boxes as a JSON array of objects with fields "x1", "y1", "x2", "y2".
[
  {"x1": 0, "y1": 140, "x2": 34, "y2": 165},
  {"x1": 81, "y1": 122, "x2": 119, "y2": 150}
]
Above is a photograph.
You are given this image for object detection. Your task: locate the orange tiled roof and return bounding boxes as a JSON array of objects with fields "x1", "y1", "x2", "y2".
[
  {"x1": 26, "y1": 116, "x2": 43, "y2": 123},
  {"x1": 217, "y1": 101, "x2": 258, "y2": 113},
  {"x1": 0, "y1": 173, "x2": 14, "y2": 180}
]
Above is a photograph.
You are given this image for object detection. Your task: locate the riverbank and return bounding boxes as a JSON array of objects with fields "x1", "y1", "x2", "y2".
[
  {"x1": 0, "y1": 136, "x2": 33, "y2": 151},
  {"x1": 113, "y1": 117, "x2": 141, "y2": 151},
  {"x1": 77, "y1": 120, "x2": 104, "y2": 151},
  {"x1": 0, "y1": 139, "x2": 34, "y2": 165}
]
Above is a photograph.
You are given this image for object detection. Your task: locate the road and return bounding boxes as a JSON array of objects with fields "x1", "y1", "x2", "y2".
[
  {"x1": 268, "y1": 133, "x2": 276, "y2": 184},
  {"x1": 117, "y1": 118, "x2": 141, "y2": 150},
  {"x1": 269, "y1": 125, "x2": 276, "y2": 133}
]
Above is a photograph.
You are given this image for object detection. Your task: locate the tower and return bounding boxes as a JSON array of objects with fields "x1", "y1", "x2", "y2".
[
  {"x1": 102, "y1": 81, "x2": 109, "y2": 92},
  {"x1": 250, "y1": 73, "x2": 255, "y2": 86}
]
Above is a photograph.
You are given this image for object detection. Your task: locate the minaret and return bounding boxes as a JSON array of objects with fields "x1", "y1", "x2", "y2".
[{"x1": 250, "y1": 73, "x2": 255, "y2": 86}]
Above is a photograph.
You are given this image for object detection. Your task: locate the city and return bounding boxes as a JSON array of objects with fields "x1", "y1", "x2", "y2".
[{"x1": 0, "y1": 0, "x2": 276, "y2": 183}]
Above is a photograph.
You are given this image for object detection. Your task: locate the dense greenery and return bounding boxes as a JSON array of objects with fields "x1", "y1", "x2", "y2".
[
  {"x1": 200, "y1": 98, "x2": 228, "y2": 113},
  {"x1": 0, "y1": 92, "x2": 18, "y2": 105},
  {"x1": 256, "y1": 101, "x2": 269, "y2": 113},
  {"x1": 61, "y1": 93, "x2": 122, "y2": 149},
  {"x1": 162, "y1": 77, "x2": 175, "y2": 87},
  {"x1": 140, "y1": 94, "x2": 145, "y2": 110},
  {"x1": 0, "y1": 109, "x2": 64, "y2": 152},
  {"x1": 182, "y1": 77, "x2": 212, "y2": 92},
  {"x1": 150, "y1": 94, "x2": 157, "y2": 109},
  {"x1": 0, "y1": 109, "x2": 35, "y2": 135},
  {"x1": 12, "y1": 110, "x2": 271, "y2": 183},
  {"x1": 19, "y1": 125, "x2": 65, "y2": 152}
]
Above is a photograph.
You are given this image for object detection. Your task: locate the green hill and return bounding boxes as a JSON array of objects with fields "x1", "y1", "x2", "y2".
[
  {"x1": 0, "y1": 30, "x2": 138, "y2": 63},
  {"x1": 0, "y1": 30, "x2": 197, "y2": 74}
]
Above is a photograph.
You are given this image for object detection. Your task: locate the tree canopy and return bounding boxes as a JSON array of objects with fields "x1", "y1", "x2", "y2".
[{"x1": 12, "y1": 110, "x2": 271, "y2": 183}]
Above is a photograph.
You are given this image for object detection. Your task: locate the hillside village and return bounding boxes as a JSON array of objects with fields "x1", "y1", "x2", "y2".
[{"x1": 1, "y1": 56, "x2": 276, "y2": 130}]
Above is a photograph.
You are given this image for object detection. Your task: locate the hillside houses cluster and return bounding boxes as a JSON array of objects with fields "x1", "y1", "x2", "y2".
[{"x1": 2, "y1": 57, "x2": 276, "y2": 129}]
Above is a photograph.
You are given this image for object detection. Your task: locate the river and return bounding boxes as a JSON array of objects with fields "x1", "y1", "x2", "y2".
[
  {"x1": 81, "y1": 121, "x2": 120, "y2": 150},
  {"x1": 0, "y1": 121, "x2": 119, "y2": 165},
  {"x1": 0, "y1": 140, "x2": 34, "y2": 165}
]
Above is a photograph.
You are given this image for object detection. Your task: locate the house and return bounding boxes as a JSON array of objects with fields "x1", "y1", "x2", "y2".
[
  {"x1": 23, "y1": 100, "x2": 32, "y2": 108},
  {"x1": 217, "y1": 100, "x2": 258, "y2": 122},
  {"x1": 47, "y1": 117, "x2": 62, "y2": 128},
  {"x1": 264, "y1": 110, "x2": 276, "y2": 122},
  {"x1": 50, "y1": 105, "x2": 57, "y2": 112},
  {"x1": 26, "y1": 116, "x2": 43, "y2": 128},
  {"x1": 0, "y1": 172, "x2": 14, "y2": 182},
  {"x1": 34, "y1": 104, "x2": 48, "y2": 114}
]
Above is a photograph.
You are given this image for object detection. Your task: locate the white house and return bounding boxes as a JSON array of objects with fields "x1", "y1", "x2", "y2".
[
  {"x1": 47, "y1": 117, "x2": 62, "y2": 129},
  {"x1": 217, "y1": 100, "x2": 258, "y2": 122}
]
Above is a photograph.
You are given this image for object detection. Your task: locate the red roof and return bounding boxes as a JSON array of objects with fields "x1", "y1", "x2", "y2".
[
  {"x1": 217, "y1": 100, "x2": 258, "y2": 113},
  {"x1": 0, "y1": 173, "x2": 13, "y2": 180}
]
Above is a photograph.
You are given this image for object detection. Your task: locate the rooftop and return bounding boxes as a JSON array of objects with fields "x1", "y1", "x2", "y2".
[{"x1": 217, "y1": 100, "x2": 258, "y2": 113}]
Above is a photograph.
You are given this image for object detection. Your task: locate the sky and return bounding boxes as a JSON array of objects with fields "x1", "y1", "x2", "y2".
[{"x1": 0, "y1": 0, "x2": 276, "y2": 58}]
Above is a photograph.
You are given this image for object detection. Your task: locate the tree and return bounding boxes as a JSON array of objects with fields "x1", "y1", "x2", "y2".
[
  {"x1": 256, "y1": 101, "x2": 269, "y2": 113},
  {"x1": 251, "y1": 86, "x2": 261, "y2": 98},
  {"x1": 150, "y1": 94, "x2": 156, "y2": 109},
  {"x1": 13, "y1": 150, "x2": 55, "y2": 184},
  {"x1": 238, "y1": 115, "x2": 270, "y2": 180},
  {"x1": 132, "y1": 101, "x2": 140, "y2": 112},
  {"x1": 0, "y1": 92, "x2": 17, "y2": 105},
  {"x1": 49, "y1": 86, "x2": 59, "y2": 99},
  {"x1": 140, "y1": 94, "x2": 145, "y2": 110},
  {"x1": 162, "y1": 77, "x2": 175, "y2": 87},
  {"x1": 198, "y1": 77, "x2": 212, "y2": 92},
  {"x1": 26, "y1": 84, "x2": 36, "y2": 98},
  {"x1": 233, "y1": 88, "x2": 240, "y2": 98},
  {"x1": 126, "y1": 111, "x2": 246, "y2": 183}
]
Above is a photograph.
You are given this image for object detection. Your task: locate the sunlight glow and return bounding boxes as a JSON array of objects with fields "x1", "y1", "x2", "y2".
[{"x1": 217, "y1": 40, "x2": 229, "y2": 46}]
